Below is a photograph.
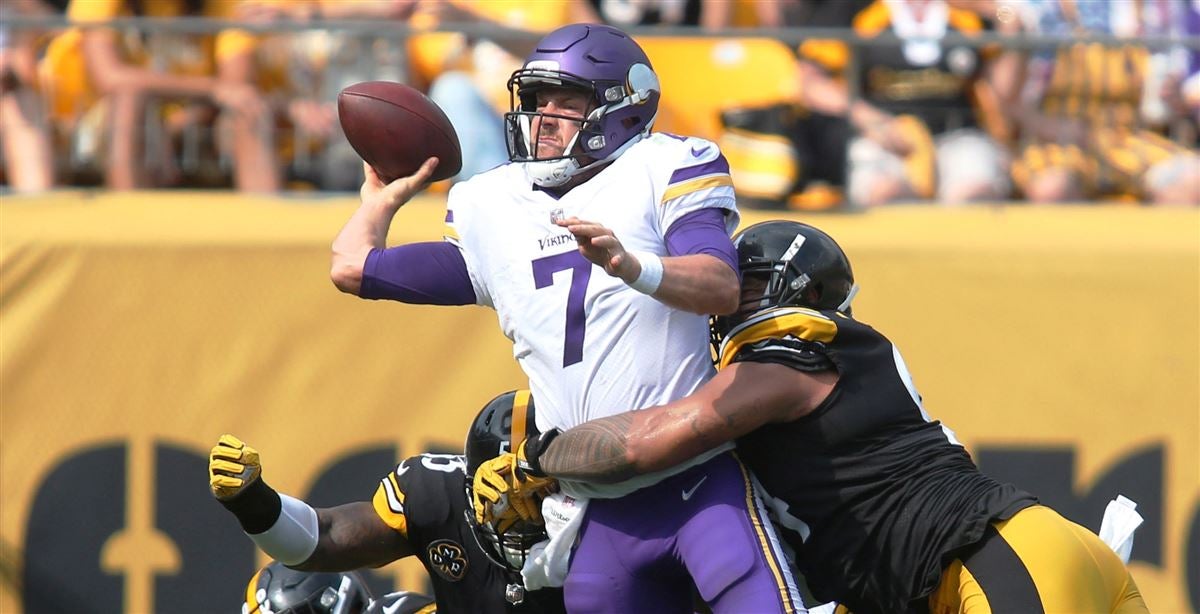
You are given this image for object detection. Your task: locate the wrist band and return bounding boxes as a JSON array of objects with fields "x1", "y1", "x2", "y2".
[
  {"x1": 249, "y1": 494, "x2": 320, "y2": 565},
  {"x1": 628, "y1": 251, "x2": 663, "y2": 295},
  {"x1": 219, "y1": 477, "x2": 282, "y2": 535},
  {"x1": 518, "y1": 428, "x2": 561, "y2": 478}
]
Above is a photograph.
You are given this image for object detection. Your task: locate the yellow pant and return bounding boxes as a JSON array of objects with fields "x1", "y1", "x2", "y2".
[{"x1": 928, "y1": 505, "x2": 1148, "y2": 614}]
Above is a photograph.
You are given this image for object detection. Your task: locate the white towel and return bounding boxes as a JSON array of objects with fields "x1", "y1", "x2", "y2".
[
  {"x1": 1098, "y1": 495, "x2": 1143, "y2": 564},
  {"x1": 521, "y1": 491, "x2": 589, "y2": 590}
]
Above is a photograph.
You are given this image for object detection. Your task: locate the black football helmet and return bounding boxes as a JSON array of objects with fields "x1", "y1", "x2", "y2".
[
  {"x1": 243, "y1": 561, "x2": 372, "y2": 614},
  {"x1": 712, "y1": 221, "x2": 858, "y2": 347},
  {"x1": 463, "y1": 389, "x2": 548, "y2": 574}
]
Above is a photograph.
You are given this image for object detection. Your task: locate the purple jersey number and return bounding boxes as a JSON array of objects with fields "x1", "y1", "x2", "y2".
[{"x1": 532, "y1": 251, "x2": 592, "y2": 367}]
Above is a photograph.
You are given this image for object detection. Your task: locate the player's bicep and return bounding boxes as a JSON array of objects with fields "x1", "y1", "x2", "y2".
[
  {"x1": 627, "y1": 361, "x2": 804, "y2": 472},
  {"x1": 299, "y1": 502, "x2": 414, "y2": 571},
  {"x1": 360, "y1": 241, "x2": 477, "y2": 305}
]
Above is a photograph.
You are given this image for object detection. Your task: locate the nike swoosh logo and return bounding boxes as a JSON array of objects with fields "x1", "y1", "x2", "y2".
[
  {"x1": 690, "y1": 145, "x2": 710, "y2": 157},
  {"x1": 382, "y1": 602, "x2": 401, "y2": 614},
  {"x1": 681, "y1": 475, "x2": 708, "y2": 501}
]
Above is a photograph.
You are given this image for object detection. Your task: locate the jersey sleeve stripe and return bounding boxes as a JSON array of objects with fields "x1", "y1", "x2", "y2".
[
  {"x1": 443, "y1": 223, "x2": 460, "y2": 242},
  {"x1": 668, "y1": 154, "x2": 731, "y2": 185},
  {"x1": 372, "y1": 481, "x2": 409, "y2": 537},
  {"x1": 719, "y1": 309, "x2": 838, "y2": 369},
  {"x1": 661, "y1": 175, "x2": 734, "y2": 204},
  {"x1": 387, "y1": 473, "x2": 405, "y2": 507}
]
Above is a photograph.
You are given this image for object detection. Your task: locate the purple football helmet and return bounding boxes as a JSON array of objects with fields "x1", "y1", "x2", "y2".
[{"x1": 505, "y1": 24, "x2": 661, "y2": 187}]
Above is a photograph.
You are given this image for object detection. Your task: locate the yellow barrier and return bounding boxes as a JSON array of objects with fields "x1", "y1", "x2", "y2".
[{"x1": 1, "y1": 191, "x2": 1197, "y2": 612}]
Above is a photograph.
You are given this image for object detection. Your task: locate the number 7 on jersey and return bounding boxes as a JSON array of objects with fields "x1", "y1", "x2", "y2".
[{"x1": 532, "y1": 251, "x2": 592, "y2": 367}]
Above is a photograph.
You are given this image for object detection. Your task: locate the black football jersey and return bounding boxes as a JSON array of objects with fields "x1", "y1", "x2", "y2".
[
  {"x1": 718, "y1": 307, "x2": 1036, "y2": 614},
  {"x1": 849, "y1": 1, "x2": 989, "y2": 134},
  {"x1": 371, "y1": 453, "x2": 566, "y2": 614}
]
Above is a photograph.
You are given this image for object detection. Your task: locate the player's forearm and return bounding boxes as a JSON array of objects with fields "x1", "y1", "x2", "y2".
[
  {"x1": 330, "y1": 201, "x2": 398, "y2": 294},
  {"x1": 293, "y1": 503, "x2": 413, "y2": 572},
  {"x1": 650, "y1": 254, "x2": 739, "y2": 315},
  {"x1": 539, "y1": 398, "x2": 733, "y2": 483}
]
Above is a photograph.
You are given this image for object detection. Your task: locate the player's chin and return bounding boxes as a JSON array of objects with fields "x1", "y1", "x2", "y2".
[{"x1": 535, "y1": 144, "x2": 565, "y2": 160}]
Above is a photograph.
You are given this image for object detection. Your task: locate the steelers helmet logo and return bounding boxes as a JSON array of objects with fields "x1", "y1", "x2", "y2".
[{"x1": 427, "y1": 539, "x2": 469, "y2": 581}]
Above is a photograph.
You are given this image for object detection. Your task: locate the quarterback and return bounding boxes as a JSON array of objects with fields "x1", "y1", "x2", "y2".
[
  {"x1": 331, "y1": 23, "x2": 801, "y2": 614},
  {"x1": 490, "y1": 221, "x2": 1150, "y2": 614}
]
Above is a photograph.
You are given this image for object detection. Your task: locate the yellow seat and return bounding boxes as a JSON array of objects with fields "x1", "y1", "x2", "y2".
[{"x1": 640, "y1": 37, "x2": 799, "y2": 141}]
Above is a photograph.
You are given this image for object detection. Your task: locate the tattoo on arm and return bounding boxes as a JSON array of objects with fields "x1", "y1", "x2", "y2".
[{"x1": 539, "y1": 413, "x2": 638, "y2": 484}]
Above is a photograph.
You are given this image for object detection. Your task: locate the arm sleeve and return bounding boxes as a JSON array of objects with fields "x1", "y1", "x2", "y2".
[
  {"x1": 664, "y1": 208, "x2": 738, "y2": 275},
  {"x1": 360, "y1": 242, "x2": 477, "y2": 305}
]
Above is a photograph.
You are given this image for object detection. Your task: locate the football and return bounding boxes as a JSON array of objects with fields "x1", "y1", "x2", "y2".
[{"x1": 337, "y1": 81, "x2": 463, "y2": 183}]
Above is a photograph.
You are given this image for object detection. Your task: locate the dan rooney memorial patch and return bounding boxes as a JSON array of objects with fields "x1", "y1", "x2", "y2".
[{"x1": 427, "y1": 539, "x2": 469, "y2": 581}]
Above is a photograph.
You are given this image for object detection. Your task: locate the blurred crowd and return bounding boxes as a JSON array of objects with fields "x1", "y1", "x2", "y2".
[{"x1": 0, "y1": 0, "x2": 1197, "y2": 206}]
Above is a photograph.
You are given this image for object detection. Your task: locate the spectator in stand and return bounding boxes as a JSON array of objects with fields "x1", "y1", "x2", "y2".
[
  {"x1": 52, "y1": 0, "x2": 271, "y2": 191},
  {"x1": 218, "y1": 0, "x2": 422, "y2": 192},
  {"x1": 413, "y1": 1, "x2": 601, "y2": 184},
  {"x1": 0, "y1": 0, "x2": 56, "y2": 193},
  {"x1": 1010, "y1": 0, "x2": 1199, "y2": 204},
  {"x1": 795, "y1": 0, "x2": 1017, "y2": 207}
]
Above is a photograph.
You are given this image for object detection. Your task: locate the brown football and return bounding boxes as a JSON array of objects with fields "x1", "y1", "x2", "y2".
[{"x1": 337, "y1": 81, "x2": 463, "y2": 183}]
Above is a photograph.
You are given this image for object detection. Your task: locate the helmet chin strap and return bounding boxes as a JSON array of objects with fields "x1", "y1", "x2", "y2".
[
  {"x1": 525, "y1": 125, "x2": 652, "y2": 187},
  {"x1": 837, "y1": 284, "x2": 860, "y2": 313}
]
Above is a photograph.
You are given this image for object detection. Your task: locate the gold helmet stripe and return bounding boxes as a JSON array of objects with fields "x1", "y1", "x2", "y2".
[{"x1": 511, "y1": 389, "x2": 532, "y2": 447}]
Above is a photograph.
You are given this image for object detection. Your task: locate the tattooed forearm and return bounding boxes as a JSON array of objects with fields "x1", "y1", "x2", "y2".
[{"x1": 540, "y1": 413, "x2": 638, "y2": 484}]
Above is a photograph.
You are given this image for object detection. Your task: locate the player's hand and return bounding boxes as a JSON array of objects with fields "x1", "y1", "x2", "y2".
[
  {"x1": 472, "y1": 451, "x2": 556, "y2": 526},
  {"x1": 208, "y1": 434, "x2": 263, "y2": 501},
  {"x1": 360, "y1": 158, "x2": 439, "y2": 214},
  {"x1": 556, "y1": 217, "x2": 641, "y2": 283},
  {"x1": 472, "y1": 454, "x2": 514, "y2": 526}
]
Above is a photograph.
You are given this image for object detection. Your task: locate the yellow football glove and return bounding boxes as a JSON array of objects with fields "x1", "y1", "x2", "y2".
[
  {"x1": 472, "y1": 448, "x2": 557, "y2": 527},
  {"x1": 208, "y1": 434, "x2": 262, "y2": 501},
  {"x1": 511, "y1": 439, "x2": 557, "y2": 503},
  {"x1": 472, "y1": 453, "x2": 515, "y2": 526}
]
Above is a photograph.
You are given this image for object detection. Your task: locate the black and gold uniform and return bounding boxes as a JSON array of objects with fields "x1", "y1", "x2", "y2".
[
  {"x1": 845, "y1": 1, "x2": 989, "y2": 135},
  {"x1": 371, "y1": 453, "x2": 566, "y2": 614},
  {"x1": 716, "y1": 306, "x2": 1145, "y2": 614}
]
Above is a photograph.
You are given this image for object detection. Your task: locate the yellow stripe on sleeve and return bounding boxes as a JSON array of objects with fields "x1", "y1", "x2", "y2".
[
  {"x1": 372, "y1": 476, "x2": 409, "y2": 537},
  {"x1": 661, "y1": 175, "x2": 733, "y2": 204},
  {"x1": 443, "y1": 223, "x2": 460, "y2": 241},
  {"x1": 719, "y1": 308, "x2": 838, "y2": 370}
]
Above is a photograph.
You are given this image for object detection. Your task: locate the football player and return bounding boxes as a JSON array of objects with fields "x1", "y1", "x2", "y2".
[
  {"x1": 331, "y1": 23, "x2": 802, "y2": 613},
  {"x1": 211, "y1": 390, "x2": 565, "y2": 614},
  {"x1": 483, "y1": 221, "x2": 1150, "y2": 614}
]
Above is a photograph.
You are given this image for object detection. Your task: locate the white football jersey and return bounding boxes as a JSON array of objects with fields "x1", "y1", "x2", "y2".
[{"x1": 446, "y1": 134, "x2": 739, "y2": 497}]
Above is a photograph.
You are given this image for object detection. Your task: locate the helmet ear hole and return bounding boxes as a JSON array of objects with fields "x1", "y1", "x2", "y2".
[{"x1": 806, "y1": 282, "x2": 824, "y2": 306}]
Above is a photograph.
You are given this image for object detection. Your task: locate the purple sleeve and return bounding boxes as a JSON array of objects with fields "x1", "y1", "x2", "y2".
[
  {"x1": 360, "y1": 242, "x2": 477, "y2": 305},
  {"x1": 664, "y1": 208, "x2": 738, "y2": 275}
]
